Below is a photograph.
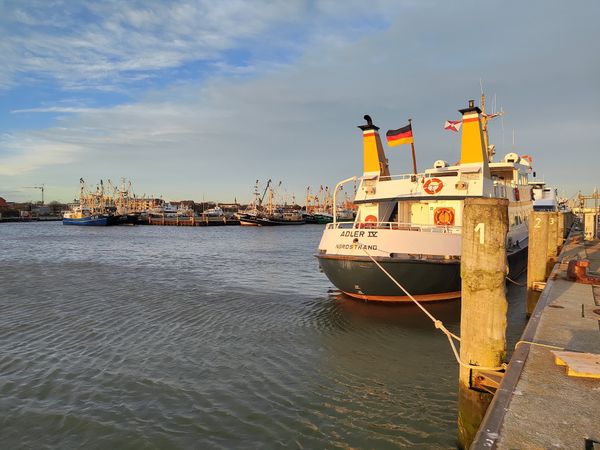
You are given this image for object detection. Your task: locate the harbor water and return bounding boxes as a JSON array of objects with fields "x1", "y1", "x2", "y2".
[{"x1": 0, "y1": 223, "x2": 527, "y2": 449}]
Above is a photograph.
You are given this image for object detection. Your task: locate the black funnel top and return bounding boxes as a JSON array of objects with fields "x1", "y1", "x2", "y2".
[{"x1": 358, "y1": 114, "x2": 380, "y2": 131}]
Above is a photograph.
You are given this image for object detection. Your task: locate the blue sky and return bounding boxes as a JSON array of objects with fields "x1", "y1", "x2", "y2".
[{"x1": 1, "y1": 0, "x2": 599, "y2": 203}]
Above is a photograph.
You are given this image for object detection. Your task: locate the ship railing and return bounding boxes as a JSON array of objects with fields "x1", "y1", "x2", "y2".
[
  {"x1": 326, "y1": 221, "x2": 461, "y2": 234},
  {"x1": 374, "y1": 173, "x2": 423, "y2": 182},
  {"x1": 371, "y1": 172, "x2": 458, "y2": 182}
]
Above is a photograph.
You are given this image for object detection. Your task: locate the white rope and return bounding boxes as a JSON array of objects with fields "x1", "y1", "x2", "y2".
[
  {"x1": 356, "y1": 240, "x2": 506, "y2": 372},
  {"x1": 506, "y1": 276, "x2": 526, "y2": 286}
]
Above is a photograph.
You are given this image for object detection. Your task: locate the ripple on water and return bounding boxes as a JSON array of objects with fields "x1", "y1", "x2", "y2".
[{"x1": 0, "y1": 223, "x2": 460, "y2": 449}]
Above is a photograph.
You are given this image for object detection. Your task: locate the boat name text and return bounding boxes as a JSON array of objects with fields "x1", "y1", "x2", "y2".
[
  {"x1": 339, "y1": 230, "x2": 378, "y2": 238},
  {"x1": 335, "y1": 243, "x2": 378, "y2": 250}
]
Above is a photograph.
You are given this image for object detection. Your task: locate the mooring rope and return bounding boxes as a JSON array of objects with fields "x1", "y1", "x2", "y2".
[
  {"x1": 505, "y1": 276, "x2": 526, "y2": 286},
  {"x1": 356, "y1": 240, "x2": 506, "y2": 372}
]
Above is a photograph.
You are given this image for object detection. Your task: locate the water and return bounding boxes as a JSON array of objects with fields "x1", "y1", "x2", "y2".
[{"x1": 0, "y1": 223, "x2": 527, "y2": 449}]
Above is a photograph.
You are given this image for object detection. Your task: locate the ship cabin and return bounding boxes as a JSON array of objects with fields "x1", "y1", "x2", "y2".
[
  {"x1": 336, "y1": 101, "x2": 533, "y2": 238},
  {"x1": 349, "y1": 152, "x2": 532, "y2": 236},
  {"x1": 529, "y1": 181, "x2": 558, "y2": 211}
]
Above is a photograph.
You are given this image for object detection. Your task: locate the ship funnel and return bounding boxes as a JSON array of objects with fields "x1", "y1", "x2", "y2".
[
  {"x1": 458, "y1": 100, "x2": 490, "y2": 175},
  {"x1": 358, "y1": 115, "x2": 389, "y2": 177}
]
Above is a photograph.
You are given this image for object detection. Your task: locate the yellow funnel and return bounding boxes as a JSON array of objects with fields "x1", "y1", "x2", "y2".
[{"x1": 358, "y1": 115, "x2": 389, "y2": 176}]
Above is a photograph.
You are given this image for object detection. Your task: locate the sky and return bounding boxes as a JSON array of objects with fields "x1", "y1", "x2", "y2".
[{"x1": 1, "y1": 0, "x2": 599, "y2": 204}]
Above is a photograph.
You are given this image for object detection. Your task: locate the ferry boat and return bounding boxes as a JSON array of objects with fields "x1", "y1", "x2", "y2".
[{"x1": 316, "y1": 98, "x2": 532, "y2": 302}]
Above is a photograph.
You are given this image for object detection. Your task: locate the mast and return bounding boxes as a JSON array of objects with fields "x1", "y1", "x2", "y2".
[
  {"x1": 79, "y1": 178, "x2": 85, "y2": 208},
  {"x1": 306, "y1": 187, "x2": 311, "y2": 213}
]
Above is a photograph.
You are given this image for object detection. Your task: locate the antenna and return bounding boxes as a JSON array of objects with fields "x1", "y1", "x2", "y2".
[
  {"x1": 500, "y1": 106, "x2": 506, "y2": 152},
  {"x1": 479, "y1": 78, "x2": 484, "y2": 95}
]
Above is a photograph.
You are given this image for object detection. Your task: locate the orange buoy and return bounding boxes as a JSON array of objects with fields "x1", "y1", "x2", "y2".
[
  {"x1": 434, "y1": 207, "x2": 455, "y2": 226},
  {"x1": 423, "y1": 178, "x2": 443, "y2": 195}
]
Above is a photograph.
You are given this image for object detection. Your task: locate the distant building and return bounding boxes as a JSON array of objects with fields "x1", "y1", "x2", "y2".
[{"x1": 0, "y1": 197, "x2": 7, "y2": 207}]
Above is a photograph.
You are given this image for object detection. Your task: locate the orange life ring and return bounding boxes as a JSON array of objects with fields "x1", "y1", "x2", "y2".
[
  {"x1": 434, "y1": 207, "x2": 455, "y2": 226},
  {"x1": 361, "y1": 214, "x2": 378, "y2": 229},
  {"x1": 520, "y1": 155, "x2": 533, "y2": 165},
  {"x1": 423, "y1": 178, "x2": 443, "y2": 195}
]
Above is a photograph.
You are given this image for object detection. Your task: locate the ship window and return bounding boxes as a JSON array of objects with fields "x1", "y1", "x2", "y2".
[{"x1": 428, "y1": 171, "x2": 458, "y2": 178}]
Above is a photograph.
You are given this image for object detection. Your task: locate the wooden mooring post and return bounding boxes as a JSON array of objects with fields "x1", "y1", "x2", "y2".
[{"x1": 458, "y1": 198, "x2": 509, "y2": 449}]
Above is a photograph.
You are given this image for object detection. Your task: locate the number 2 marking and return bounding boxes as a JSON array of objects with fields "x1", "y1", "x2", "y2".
[
  {"x1": 475, "y1": 222, "x2": 485, "y2": 244},
  {"x1": 534, "y1": 217, "x2": 542, "y2": 229}
]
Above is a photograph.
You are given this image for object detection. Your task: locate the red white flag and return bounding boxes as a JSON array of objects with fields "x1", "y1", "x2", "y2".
[{"x1": 444, "y1": 120, "x2": 462, "y2": 132}]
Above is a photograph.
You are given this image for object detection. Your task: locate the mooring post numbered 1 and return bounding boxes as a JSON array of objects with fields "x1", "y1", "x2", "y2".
[{"x1": 458, "y1": 197, "x2": 509, "y2": 450}]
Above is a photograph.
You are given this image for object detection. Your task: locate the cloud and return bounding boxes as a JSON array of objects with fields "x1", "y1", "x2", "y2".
[
  {"x1": 1, "y1": 0, "x2": 599, "y2": 203},
  {"x1": 0, "y1": 0, "x2": 402, "y2": 92},
  {"x1": 1, "y1": 1, "x2": 302, "y2": 90},
  {"x1": 12, "y1": 107, "x2": 98, "y2": 114}
]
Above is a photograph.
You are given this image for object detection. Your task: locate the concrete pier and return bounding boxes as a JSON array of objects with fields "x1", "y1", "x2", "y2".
[{"x1": 472, "y1": 226, "x2": 600, "y2": 449}]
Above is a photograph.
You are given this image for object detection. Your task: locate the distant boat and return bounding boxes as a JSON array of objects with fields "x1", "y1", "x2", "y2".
[
  {"x1": 313, "y1": 212, "x2": 333, "y2": 224},
  {"x1": 202, "y1": 205, "x2": 224, "y2": 217},
  {"x1": 63, "y1": 206, "x2": 108, "y2": 226},
  {"x1": 200, "y1": 205, "x2": 227, "y2": 225},
  {"x1": 63, "y1": 178, "x2": 128, "y2": 226},
  {"x1": 238, "y1": 180, "x2": 305, "y2": 226},
  {"x1": 311, "y1": 208, "x2": 355, "y2": 224},
  {"x1": 149, "y1": 202, "x2": 178, "y2": 218},
  {"x1": 529, "y1": 181, "x2": 558, "y2": 211}
]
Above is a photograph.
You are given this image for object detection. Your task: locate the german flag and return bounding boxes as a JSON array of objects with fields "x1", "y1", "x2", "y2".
[{"x1": 386, "y1": 123, "x2": 413, "y2": 147}]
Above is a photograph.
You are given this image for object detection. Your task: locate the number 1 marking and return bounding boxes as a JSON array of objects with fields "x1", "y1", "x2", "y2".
[{"x1": 475, "y1": 222, "x2": 485, "y2": 244}]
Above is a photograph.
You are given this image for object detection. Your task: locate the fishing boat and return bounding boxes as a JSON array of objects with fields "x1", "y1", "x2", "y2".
[
  {"x1": 316, "y1": 97, "x2": 532, "y2": 302},
  {"x1": 304, "y1": 186, "x2": 355, "y2": 224},
  {"x1": 63, "y1": 178, "x2": 126, "y2": 226},
  {"x1": 238, "y1": 180, "x2": 305, "y2": 226},
  {"x1": 63, "y1": 206, "x2": 108, "y2": 226},
  {"x1": 313, "y1": 209, "x2": 355, "y2": 224}
]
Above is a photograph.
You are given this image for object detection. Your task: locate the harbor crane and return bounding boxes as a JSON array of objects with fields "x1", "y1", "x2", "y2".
[{"x1": 23, "y1": 184, "x2": 45, "y2": 204}]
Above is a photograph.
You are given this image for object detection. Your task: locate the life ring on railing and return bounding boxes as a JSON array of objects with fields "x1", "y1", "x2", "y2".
[
  {"x1": 434, "y1": 207, "x2": 455, "y2": 226},
  {"x1": 520, "y1": 155, "x2": 533, "y2": 165},
  {"x1": 514, "y1": 187, "x2": 520, "y2": 201},
  {"x1": 359, "y1": 214, "x2": 378, "y2": 229},
  {"x1": 423, "y1": 178, "x2": 443, "y2": 195}
]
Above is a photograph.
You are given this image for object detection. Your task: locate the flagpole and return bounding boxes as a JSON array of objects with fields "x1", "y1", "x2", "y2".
[{"x1": 409, "y1": 118, "x2": 417, "y2": 175}]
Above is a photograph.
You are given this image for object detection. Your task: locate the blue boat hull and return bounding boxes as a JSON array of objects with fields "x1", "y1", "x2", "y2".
[{"x1": 63, "y1": 217, "x2": 109, "y2": 226}]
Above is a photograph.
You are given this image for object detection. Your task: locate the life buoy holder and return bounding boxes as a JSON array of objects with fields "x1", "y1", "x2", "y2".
[
  {"x1": 434, "y1": 207, "x2": 455, "y2": 226},
  {"x1": 423, "y1": 178, "x2": 443, "y2": 195},
  {"x1": 359, "y1": 214, "x2": 378, "y2": 229},
  {"x1": 514, "y1": 187, "x2": 520, "y2": 201}
]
